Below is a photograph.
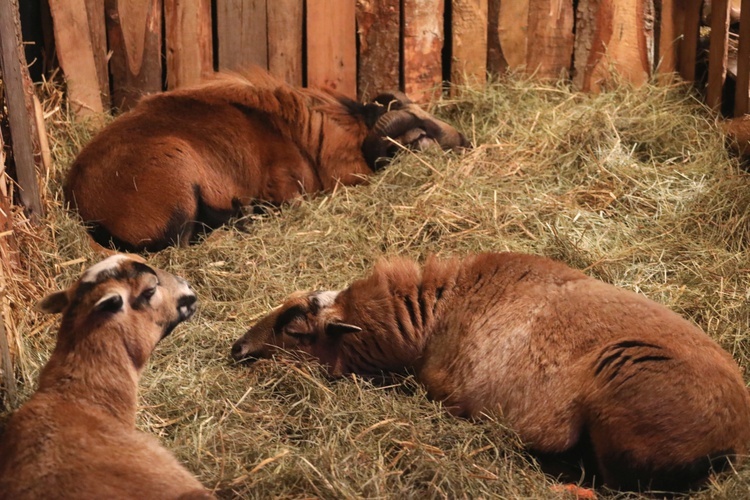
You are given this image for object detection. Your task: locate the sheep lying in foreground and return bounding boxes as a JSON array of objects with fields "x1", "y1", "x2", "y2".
[
  {"x1": 0, "y1": 255, "x2": 211, "y2": 499},
  {"x1": 231, "y1": 252, "x2": 750, "y2": 493},
  {"x1": 65, "y1": 67, "x2": 468, "y2": 252}
]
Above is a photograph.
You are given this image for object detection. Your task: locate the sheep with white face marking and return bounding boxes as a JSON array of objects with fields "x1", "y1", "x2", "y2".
[
  {"x1": 0, "y1": 255, "x2": 212, "y2": 499},
  {"x1": 64, "y1": 68, "x2": 469, "y2": 252},
  {"x1": 231, "y1": 252, "x2": 750, "y2": 493}
]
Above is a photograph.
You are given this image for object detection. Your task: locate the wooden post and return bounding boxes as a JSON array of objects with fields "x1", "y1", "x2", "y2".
[
  {"x1": 573, "y1": 0, "x2": 655, "y2": 92},
  {"x1": 0, "y1": 0, "x2": 44, "y2": 220},
  {"x1": 496, "y1": 1, "x2": 529, "y2": 71},
  {"x1": 165, "y1": 0, "x2": 213, "y2": 89},
  {"x1": 734, "y1": 0, "x2": 750, "y2": 116},
  {"x1": 678, "y1": 0, "x2": 702, "y2": 82},
  {"x1": 527, "y1": 0, "x2": 575, "y2": 79},
  {"x1": 268, "y1": 0, "x2": 304, "y2": 86},
  {"x1": 306, "y1": 0, "x2": 357, "y2": 96},
  {"x1": 706, "y1": 0, "x2": 731, "y2": 110},
  {"x1": 216, "y1": 0, "x2": 268, "y2": 72},
  {"x1": 656, "y1": 0, "x2": 679, "y2": 77},
  {"x1": 356, "y1": 0, "x2": 400, "y2": 100},
  {"x1": 105, "y1": 0, "x2": 163, "y2": 111},
  {"x1": 487, "y1": 0, "x2": 507, "y2": 74},
  {"x1": 403, "y1": 0, "x2": 444, "y2": 103},
  {"x1": 48, "y1": 0, "x2": 109, "y2": 119},
  {"x1": 451, "y1": 0, "x2": 488, "y2": 88}
]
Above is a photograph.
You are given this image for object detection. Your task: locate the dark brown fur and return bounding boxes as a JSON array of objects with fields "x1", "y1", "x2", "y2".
[
  {"x1": 64, "y1": 68, "x2": 468, "y2": 252},
  {"x1": 232, "y1": 252, "x2": 750, "y2": 493},
  {"x1": 0, "y1": 255, "x2": 211, "y2": 499}
]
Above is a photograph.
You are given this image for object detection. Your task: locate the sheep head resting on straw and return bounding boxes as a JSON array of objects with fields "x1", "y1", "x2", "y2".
[{"x1": 232, "y1": 251, "x2": 750, "y2": 494}]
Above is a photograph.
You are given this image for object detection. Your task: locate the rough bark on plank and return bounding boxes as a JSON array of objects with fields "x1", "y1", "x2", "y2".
[
  {"x1": 527, "y1": 0, "x2": 575, "y2": 79},
  {"x1": 451, "y1": 0, "x2": 488, "y2": 88},
  {"x1": 707, "y1": 0, "x2": 730, "y2": 109},
  {"x1": 165, "y1": 0, "x2": 212, "y2": 89},
  {"x1": 0, "y1": 0, "x2": 43, "y2": 220},
  {"x1": 678, "y1": 0, "x2": 702, "y2": 82},
  {"x1": 734, "y1": 0, "x2": 750, "y2": 115},
  {"x1": 356, "y1": 0, "x2": 400, "y2": 100},
  {"x1": 268, "y1": 0, "x2": 303, "y2": 86},
  {"x1": 105, "y1": 0, "x2": 163, "y2": 111},
  {"x1": 403, "y1": 0, "x2": 444, "y2": 103},
  {"x1": 48, "y1": 0, "x2": 107, "y2": 120},
  {"x1": 216, "y1": 0, "x2": 268, "y2": 72},
  {"x1": 85, "y1": 0, "x2": 110, "y2": 106},
  {"x1": 307, "y1": 0, "x2": 357, "y2": 96},
  {"x1": 573, "y1": 0, "x2": 654, "y2": 92},
  {"x1": 497, "y1": 0, "x2": 529, "y2": 70}
]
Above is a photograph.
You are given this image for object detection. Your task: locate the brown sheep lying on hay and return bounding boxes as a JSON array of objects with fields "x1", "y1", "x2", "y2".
[
  {"x1": 64, "y1": 68, "x2": 468, "y2": 252},
  {"x1": 231, "y1": 252, "x2": 750, "y2": 493},
  {"x1": 0, "y1": 255, "x2": 212, "y2": 499}
]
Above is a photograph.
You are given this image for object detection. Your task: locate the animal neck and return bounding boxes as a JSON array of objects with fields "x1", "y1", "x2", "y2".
[
  {"x1": 334, "y1": 257, "x2": 459, "y2": 377},
  {"x1": 37, "y1": 323, "x2": 142, "y2": 427}
]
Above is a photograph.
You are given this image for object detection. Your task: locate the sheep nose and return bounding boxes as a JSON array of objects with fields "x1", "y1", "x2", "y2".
[
  {"x1": 177, "y1": 294, "x2": 198, "y2": 320},
  {"x1": 231, "y1": 342, "x2": 247, "y2": 361}
]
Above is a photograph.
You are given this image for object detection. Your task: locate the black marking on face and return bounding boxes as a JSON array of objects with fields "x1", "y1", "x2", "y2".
[{"x1": 274, "y1": 304, "x2": 308, "y2": 334}]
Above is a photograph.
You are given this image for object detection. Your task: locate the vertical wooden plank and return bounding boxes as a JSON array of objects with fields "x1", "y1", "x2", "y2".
[
  {"x1": 451, "y1": 0, "x2": 488, "y2": 88},
  {"x1": 678, "y1": 0, "x2": 702, "y2": 82},
  {"x1": 306, "y1": 0, "x2": 357, "y2": 96},
  {"x1": 216, "y1": 0, "x2": 268, "y2": 72},
  {"x1": 497, "y1": 1, "x2": 529, "y2": 71},
  {"x1": 734, "y1": 0, "x2": 750, "y2": 115},
  {"x1": 268, "y1": 0, "x2": 303, "y2": 86},
  {"x1": 85, "y1": 0, "x2": 110, "y2": 107},
  {"x1": 165, "y1": 0, "x2": 212, "y2": 89},
  {"x1": 706, "y1": 0, "x2": 730, "y2": 109},
  {"x1": 48, "y1": 0, "x2": 108, "y2": 120},
  {"x1": 0, "y1": 0, "x2": 43, "y2": 220},
  {"x1": 105, "y1": 0, "x2": 163, "y2": 110},
  {"x1": 487, "y1": 0, "x2": 508, "y2": 74},
  {"x1": 656, "y1": 0, "x2": 678, "y2": 76},
  {"x1": 573, "y1": 0, "x2": 654, "y2": 92},
  {"x1": 527, "y1": 0, "x2": 575, "y2": 79},
  {"x1": 356, "y1": 0, "x2": 400, "y2": 99},
  {"x1": 403, "y1": 0, "x2": 444, "y2": 103}
]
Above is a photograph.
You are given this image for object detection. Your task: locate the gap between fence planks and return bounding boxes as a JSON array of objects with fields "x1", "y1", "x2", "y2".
[
  {"x1": 48, "y1": 0, "x2": 109, "y2": 120},
  {"x1": 165, "y1": 0, "x2": 212, "y2": 90},
  {"x1": 0, "y1": 0, "x2": 43, "y2": 220},
  {"x1": 307, "y1": 0, "x2": 357, "y2": 96},
  {"x1": 105, "y1": 0, "x2": 163, "y2": 111},
  {"x1": 402, "y1": 0, "x2": 444, "y2": 103}
]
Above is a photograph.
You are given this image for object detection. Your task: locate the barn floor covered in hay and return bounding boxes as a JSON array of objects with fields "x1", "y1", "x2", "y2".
[{"x1": 3, "y1": 76, "x2": 750, "y2": 499}]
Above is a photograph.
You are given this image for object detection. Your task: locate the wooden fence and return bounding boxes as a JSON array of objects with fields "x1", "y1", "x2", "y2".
[{"x1": 29, "y1": 1, "x2": 746, "y2": 118}]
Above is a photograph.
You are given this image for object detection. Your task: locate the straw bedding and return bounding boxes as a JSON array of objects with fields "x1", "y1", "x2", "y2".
[{"x1": 2, "y1": 75, "x2": 750, "y2": 498}]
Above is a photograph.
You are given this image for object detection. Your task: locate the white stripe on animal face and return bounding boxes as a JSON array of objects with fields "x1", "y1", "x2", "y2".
[
  {"x1": 81, "y1": 254, "x2": 131, "y2": 283},
  {"x1": 311, "y1": 290, "x2": 339, "y2": 309}
]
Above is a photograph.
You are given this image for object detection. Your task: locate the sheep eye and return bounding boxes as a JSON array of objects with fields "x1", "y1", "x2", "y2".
[
  {"x1": 141, "y1": 286, "x2": 157, "y2": 300},
  {"x1": 285, "y1": 332, "x2": 314, "y2": 343}
]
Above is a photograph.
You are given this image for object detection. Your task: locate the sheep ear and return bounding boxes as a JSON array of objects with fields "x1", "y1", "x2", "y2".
[
  {"x1": 36, "y1": 291, "x2": 70, "y2": 314},
  {"x1": 94, "y1": 292, "x2": 124, "y2": 313},
  {"x1": 326, "y1": 322, "x2": 362, "y2": 336}
]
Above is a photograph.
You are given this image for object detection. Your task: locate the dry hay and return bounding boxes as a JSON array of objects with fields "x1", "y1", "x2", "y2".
[{"x1": 2, "y1": 75, "x2": 750, "y2": 499}]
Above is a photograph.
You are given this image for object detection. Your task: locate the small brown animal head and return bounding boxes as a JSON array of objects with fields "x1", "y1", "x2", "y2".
[
  {"x1": 362, "y1": 92, "x2": 470, "y2": 169},
  {"x1": 37, "y1": 254, "x2": 197, "y2": 370},
  {"x1": 230, "y1": 290, "x2": 360, "y2": 364}
]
